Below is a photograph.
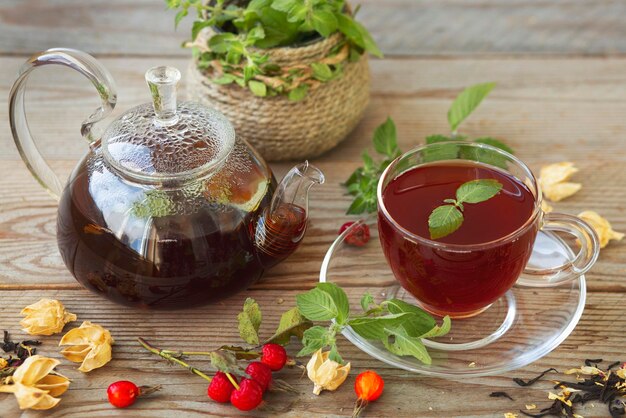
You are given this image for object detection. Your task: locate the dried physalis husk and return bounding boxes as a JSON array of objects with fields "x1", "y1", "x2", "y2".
[
  {"x1": 59, "y1": 321, "x2": 114, "y2": 372},
  {"x1": 539, "y1": 162, "x2": 582, "y2": 202},
  {"x1": 20, "y1": 298, "x2": 77, "y2": 336},
  {"x1": 0, "y1": 355, "x2": 69, "y2": 410},
  {"x1": 541, "y1": 200, "x2": 553, "y2": 214},
  {"x1": 306, "y1": 349, "x2": 351, "y2": 395},
  {"x1": 578, "y1": 210, "x2": 624, "y2": 248}
]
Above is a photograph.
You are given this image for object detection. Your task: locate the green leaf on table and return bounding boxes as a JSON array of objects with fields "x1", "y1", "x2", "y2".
[
  {"x1": 297, "y1": 288, "x2": 338, "y2": 321},
  {"x1": 447, "y1": 82, "x2": 495, "y2": 131},
  {"x1": 456, "y1": 179, "x2": 503, "y2": 204},
  {"x1": 425, "y1": 134, "x2": 457, "y2": 144},
  {"x1": 248, "y1": 80, "x2": 267, "y2": 97},
  {"x1": 360, "y1": 292, "x2": 375, "y2": 311},
  {"x1": 348, "y1": 313, "x2": 411, "y2": 340},
  {"x1": 428, "y1": 205, "x2": 463, "y2": 240},
  {"x1": 297, "y1": 326, "x2": 330, "y2": 357},
  {"x1": 382, "y1": 326, "x2": 432, "y2": 364},
  {"x1": 317, "y1": 283, "x2": 350, "y2": 324},
  {"x1": 422, "y1": 138, "x2": 461, "y2": 163},
  {"x1": 473, "y1": 137, "x2": 514, "y2": 154},
  {"x1": 311, "y1": 9, "x2": 338, "y2": 37},
  {"x1": 419, "y1": 315, "x2": 451, "y2": 339},
  {"x1": 209, "y1": 350, "x2": 239, "y2": 373},
  {"x1": 373, "y1": 117, "x2": 399, "y2": 158},
  {"x1": 266, "y1": 307, "x2": 313, "y2": 345},
  {"x1": 237, "y1": 298, "x2": 262, "y2": 345}
]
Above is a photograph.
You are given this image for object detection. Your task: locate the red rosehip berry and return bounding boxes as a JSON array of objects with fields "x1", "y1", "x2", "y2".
[
  {"x1": 230, "y1": 378, "x2": 264, "y2": 411},
  {"x1": 207, "y1": 371, "x2": 238, "y2": 403},
  {"x1": 245, "y1": 361, "x2": 273, "y2": 391},
  {"x1": 339, "y1": 222, "x2": 370, "y2": 247},
  {"x1": 107, "y1": 381, "x2": 140, "y2": 408},
  {"x1": 261, "y1": 343, "x2": 287, "y2": 371},
  {"x1": 355, "y1": 370, "x2": 384, "y2": 402}
]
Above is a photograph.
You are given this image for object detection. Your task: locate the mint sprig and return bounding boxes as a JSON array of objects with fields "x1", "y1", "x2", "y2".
[
  {"x1": 343, "y1": 83, "x2": 514, "y2": 215},
  {"x1": 428, "y1": 179, "x2": 503, "y2": 240},
  {"x1": 296, "y1": 283, "x2": 450, "y2": 365}
]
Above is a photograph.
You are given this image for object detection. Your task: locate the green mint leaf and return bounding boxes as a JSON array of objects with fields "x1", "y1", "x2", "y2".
[
  {"x1": 425, "y1": 134, "x2": 457, "y2": 144},
  {"x1": 266, "y1": 307, "x2": 313, "y2": 345},
  {"x1": 208, "y1": 33, "x2": 236, "y2": 53},
  {"x1": 419, "y1": 315, "x2": 451, "y2": 339},
  {"x1": 336, "y1": 14, "x2": 364, "y2": 47},
  {"x1": 422, "y1": 142, "x2": 460, "y2": 163},
  {"x1": 296, "y1": 288, "x2": 338, "y2": 321},
  {"x1": 447, "y1": 82, "x2": 496, "y2": 131},
  {"x1": 348, "y1": 313, "x2": 411, "y2": 340},
  {"x1": 248, "y1": 80, "x2": 267, "y2": 97},
  {"x1": 351, "y1": 17, "x2": 383, "y2": 58},
  {"x1": 346, "y1": 195, "x2": 368, "y2": 215},
  {"x1": 311, "y1": 9, "x2": 338, "y2": 37},
  {"x1": 311, "y1": 62, "x2": 333, "y2": 82},
  {"x1": 382, "y1": 326, "x2": 432, "y2": 364},
  {"x1": 428, "y1": 205, "x2": 463, "y2": 240},
  {"x1": 270, "y1": 0, "x2": 297, "y2": 13},
  {"x1": 328, "y1": 343, "x2": 343, "y2": 364},
  {"x1": 288, "y1": 84, "x2": 308, "y2": 101},
  {"x1": 373, "y1": 117, "x2": 399, "y2": 158},
  {"x1": 192, "y1": 20, "x2": 212, "y2": 40},
  {"x1": 384, "y1": 299, "x2": 436, "y2": 337},
  {"x1": 316, "y1": 283, "x2": 350, "y2": 324},
  {"x1": 174, "y1": 8, "x2": 188, "y2": 28},
  {"x1": 297, "y1": 326, "x2": 329, "y2": 357},
  {"x1": 360, "y1": 292, "x2": 375, "y2": 311},
  {"x1": 455, "y1": 179, "x2": 503, "y2": 204},
  {"x1": 473, "y1": 137, "x2": 514, "y2": 154},
  {"x1": 237, "y1": 297, "x2": 262, "y2": 345},
  {"x1": 209, "y1": 350, "x2": 239, "y2": 373}
]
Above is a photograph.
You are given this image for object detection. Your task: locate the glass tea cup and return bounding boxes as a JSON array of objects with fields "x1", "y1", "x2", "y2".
[{"x1": 377, "y1": 142, "x2": 599, "y2": 318}]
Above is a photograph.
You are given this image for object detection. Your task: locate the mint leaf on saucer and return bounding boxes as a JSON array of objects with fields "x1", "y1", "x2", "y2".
[
  {"x1": 382, "y1": 326, "x2": 432, "y2": 365},
  {"x1": 419, "y1": 315, "x2": 452, "y2": 339},
  {"x1": 297, "y1": 326, "x2": 329, "y2": 356},
  {"x1": 296, "y1": 288, "x2": 338, "y2": 321},
  {"x1": 317, "y1": 282, "x2": 350, "y2": 324},
  {"x1": 428, "y1": 205, "x2": 463, "y2": 240},
  {"x1": 456, "y1": 179, "x2": 503, "y2": 204}
]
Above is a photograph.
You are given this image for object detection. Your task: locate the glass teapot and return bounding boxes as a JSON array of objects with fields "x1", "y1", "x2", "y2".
[{"x1": 9, "y1": 49, "x2": 324, "y2": 309}]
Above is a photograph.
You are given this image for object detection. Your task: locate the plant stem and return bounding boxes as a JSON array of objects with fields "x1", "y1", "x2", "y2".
[
  {"x1": 137, "y1": 337, "x2": 213, "y2": 383},
  {"x1": 225, "y1": 372, "x2": 240, "y2": 390}
]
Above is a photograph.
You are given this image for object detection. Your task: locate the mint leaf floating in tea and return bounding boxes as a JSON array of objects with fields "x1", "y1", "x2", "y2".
[{"x1": 428, "y1": 179, "x2": 503, "y2": 240}]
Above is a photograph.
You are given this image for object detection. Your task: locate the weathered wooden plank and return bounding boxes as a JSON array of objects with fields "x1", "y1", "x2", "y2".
[
  {"x1": 0, "y1": 289, "x2": 623, "y2": 417},
  {"x1": 2, "y1": 0, "x2": 626, "y2": 57}
]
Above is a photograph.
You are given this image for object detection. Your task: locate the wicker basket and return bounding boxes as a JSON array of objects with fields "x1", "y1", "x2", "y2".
[{"x1": 187, "y1": 30, "x2": 370, "y2": 161}]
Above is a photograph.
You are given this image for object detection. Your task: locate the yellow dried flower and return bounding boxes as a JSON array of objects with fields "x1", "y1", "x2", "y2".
[
  {"x1": 306, "y1": 349, "x2": 350, "y2": 395},
  {"x1": 59, "y1": 321, "x2": 114, "y2": 372},
  {"x1": 20, "y1": 298, "x2": 77, "y2": 336},
  {"x1": 0, "y1": 355, "x2": 69, "y2": 410},
  {"x1": 578, "y1": 211, "x2": 624, "y2": 248},
  {"x1": 0, "y1": 358, "x2": 7, "y2": 369},
  {"x1": 548, "y1": 391, "x2": 573, "y2": 407},
  {"x1": 525, "y1": 404, "x2": 537, "y2": 410},
  {"x1": 541, "y1": 200, "x2": 553, "y2": 213},
  {"x1": 539, "y1": 162, "x2": 581, "y2": 202},
  {"x1": 504, "y1": 413, "x2": 519, "y2": 418},
  {"x1": 564, "y1": 365, "x2": 603, "y2": 376}
]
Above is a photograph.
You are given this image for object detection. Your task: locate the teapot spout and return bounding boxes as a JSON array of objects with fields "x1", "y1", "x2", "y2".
[{"x1": 254, "y1": 161, "x2": 325, "y2": 268}]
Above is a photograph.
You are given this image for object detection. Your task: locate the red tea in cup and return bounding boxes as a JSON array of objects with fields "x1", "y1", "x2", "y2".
[{"x1": 377, "y1": 142, "x2": 599, "y2": 318}]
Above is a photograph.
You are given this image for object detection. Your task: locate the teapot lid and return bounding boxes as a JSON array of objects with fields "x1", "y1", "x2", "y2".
[{"x1": 101, "y1": 66, "x2": 235, "y2": 183}]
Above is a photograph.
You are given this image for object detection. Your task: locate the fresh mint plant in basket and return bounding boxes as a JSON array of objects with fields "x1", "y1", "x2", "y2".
[{"x1": 168, "y1": 0, "x2": 381, "y2": 160}]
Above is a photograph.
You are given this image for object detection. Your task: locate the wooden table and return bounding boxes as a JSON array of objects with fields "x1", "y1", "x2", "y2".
[{"x1": 1, "y1": 1, "x2": 625, "y2": 416}]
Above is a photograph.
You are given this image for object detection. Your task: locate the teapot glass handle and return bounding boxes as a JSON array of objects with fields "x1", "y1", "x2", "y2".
[{"x1": 8, "y1": 48, "x2": 117, "y2": 200}]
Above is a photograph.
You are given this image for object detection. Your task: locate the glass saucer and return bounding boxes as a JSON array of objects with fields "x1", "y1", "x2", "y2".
[{"x1": 319, "y1": 219, "x2": 586, "y2": 378}]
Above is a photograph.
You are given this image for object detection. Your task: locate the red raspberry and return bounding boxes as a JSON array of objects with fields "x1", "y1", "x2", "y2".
[
  {"x1": 261, "y1": 343, "x2": 287, "y2": 371},
  {"x1": 230, "y1": 378, "x2": 264, "y2": 411},
  {"x1": 339, "y1": 222, "x2": 370, "y2": 247},
  {"x1": 207, "y1": 371, "x2": 237, "y2": 403},
  {"x1": 245, "y1": 361, "x2": 273, "y2": 391}
]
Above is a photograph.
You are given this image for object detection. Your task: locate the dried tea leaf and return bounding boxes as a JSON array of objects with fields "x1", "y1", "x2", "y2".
[
  {"x1": 306, "y1": 349, "x2": 350, "y2": 395},
  {"x1": 578, "y1": 210, "x2": 624, "y2": 248},
  {"x1": 539, "y1": 162, "x2": 581, "y2": 202},
  {"x1": 59, "y1": 321, "x2": 114, "y2": 372},
  {"x1": 237, "y1": 298, "x2": 262, "y2": 345},
  {"x1": 20, "y1": 299, "x2": 77, "y2": 336},
  {"x1": 0, "y1": 355, "x2": 69, "y2": 410}
]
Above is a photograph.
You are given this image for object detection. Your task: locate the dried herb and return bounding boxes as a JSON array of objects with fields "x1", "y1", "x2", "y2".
[
  {"x1": 511, "y1": 360, "x2": 626, "y2": 418},
  {"x1": 513, "y1": 368, "x2": 557, "y2": 387},
  {"x1": 490, "y1": 391, "x2": 514, "y2": 401},
  {"x1": 1, "y1": 331, "x2": 41, "y2": 369}
]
